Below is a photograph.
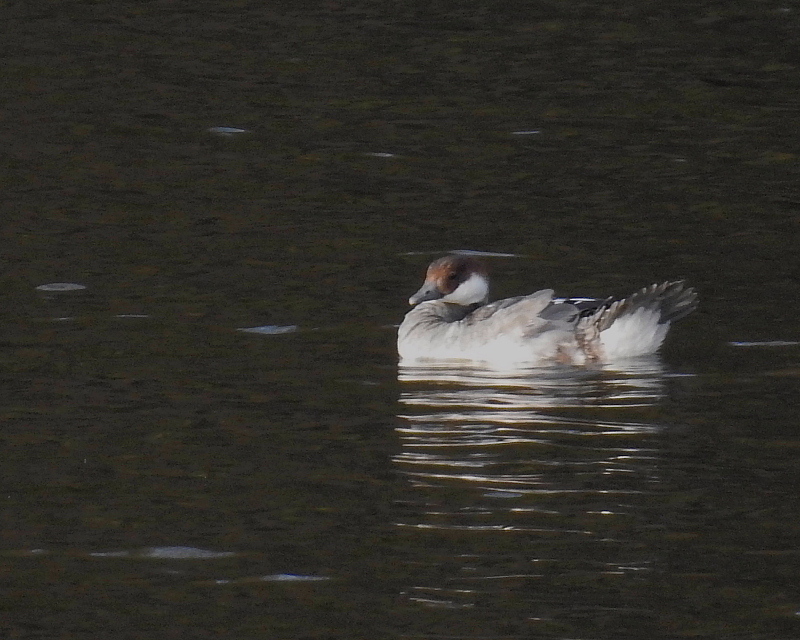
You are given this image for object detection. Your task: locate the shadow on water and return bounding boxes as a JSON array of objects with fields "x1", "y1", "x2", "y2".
[{"x1": 393, "y1": 359, "x2": 677, "y2": 638}]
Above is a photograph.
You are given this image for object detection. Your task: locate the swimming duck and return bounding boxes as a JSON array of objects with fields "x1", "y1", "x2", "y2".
[{"x1": 397, "y1": 255, "x2": 697, "y2": 366}]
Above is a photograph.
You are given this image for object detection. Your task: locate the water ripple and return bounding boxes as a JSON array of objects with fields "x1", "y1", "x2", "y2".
[{"x1": 393, "y1": 358, "x2": 676, "y2": 628}]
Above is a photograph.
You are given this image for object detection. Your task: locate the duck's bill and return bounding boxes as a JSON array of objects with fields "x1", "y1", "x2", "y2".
[{"x1": 409, "y1": 283, "x2": 444, "y2": 305}]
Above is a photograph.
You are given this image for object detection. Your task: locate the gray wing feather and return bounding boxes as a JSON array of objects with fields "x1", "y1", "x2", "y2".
[{"x1": 582, "y1": 281, "x2": 698, "y2": 332}]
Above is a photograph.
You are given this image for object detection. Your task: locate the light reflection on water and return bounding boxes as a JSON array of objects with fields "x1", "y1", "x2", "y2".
[{"x1": 393, "y1": 358, "x2": 674, "y2": 635}]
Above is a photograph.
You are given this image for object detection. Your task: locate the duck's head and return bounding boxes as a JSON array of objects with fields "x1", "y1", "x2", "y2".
[{"x1": 409, "y1": 255, "x2": 490, "y2": 306}]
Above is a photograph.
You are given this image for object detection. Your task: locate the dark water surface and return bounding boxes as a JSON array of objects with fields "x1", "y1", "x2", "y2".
[{"x1": 2, "y1": 1, "x2": 799, "y2": 638}]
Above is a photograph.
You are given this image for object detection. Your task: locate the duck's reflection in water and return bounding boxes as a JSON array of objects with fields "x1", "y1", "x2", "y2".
[{"x1": 393, "y1": 358, "x2": 673, "y2": 637}]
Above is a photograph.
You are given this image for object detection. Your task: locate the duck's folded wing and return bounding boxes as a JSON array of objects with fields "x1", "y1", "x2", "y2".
[{"x1": 464, "y1": 289, "x2": 575, "y2": 337}]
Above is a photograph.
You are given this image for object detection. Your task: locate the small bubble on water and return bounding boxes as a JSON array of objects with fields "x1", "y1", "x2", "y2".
[
  {"x1": 236, "y1": 325, "x2": 298, "y2": 335},
  {"x1": 36, "y1": 282, "x2": 87, "y2": 292},
  {"x1": 208, "y1": 126, "x2": 249, "y2": 136}
]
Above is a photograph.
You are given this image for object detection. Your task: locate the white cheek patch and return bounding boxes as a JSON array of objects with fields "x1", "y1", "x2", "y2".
[{"x1": 440, "y1": 272, "x2": 489, "y2": 306}]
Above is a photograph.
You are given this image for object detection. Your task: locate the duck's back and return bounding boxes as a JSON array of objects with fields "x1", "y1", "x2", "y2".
[{"x1": 397, "y1": 289, "x2": 572, "y2": 363}]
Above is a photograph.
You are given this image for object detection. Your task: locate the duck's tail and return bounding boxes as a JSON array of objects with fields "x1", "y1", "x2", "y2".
[{"x1": 577, "y1": 281, "x2": 698, "y2": 360}]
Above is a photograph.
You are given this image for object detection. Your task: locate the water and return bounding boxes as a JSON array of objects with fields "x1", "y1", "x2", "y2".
[
  {"x1": 2, "y1": 1, "x2": 799, "y2": 638},
  {"x1": 393, "y1": 358, "x2": 800, "y2": 638}
]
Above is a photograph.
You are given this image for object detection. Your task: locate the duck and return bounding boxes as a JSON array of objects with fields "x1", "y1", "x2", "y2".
[{"x1": 397, "y1": 254, "x2": 698, "y2": 366}]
